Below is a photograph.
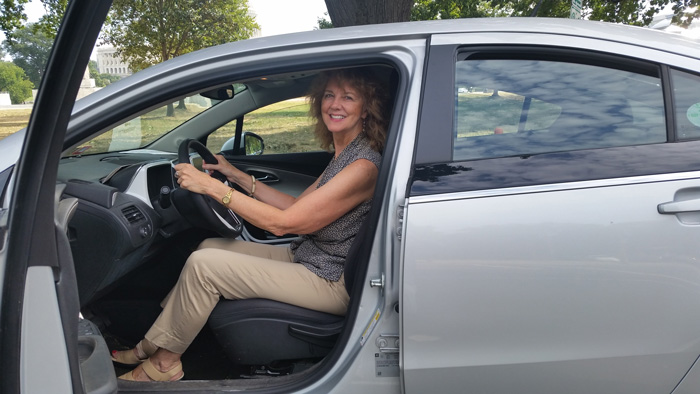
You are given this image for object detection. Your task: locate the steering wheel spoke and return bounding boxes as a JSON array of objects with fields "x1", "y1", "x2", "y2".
[{"x1": 171, "y1": 139, "x2": 243, "y2": 238}]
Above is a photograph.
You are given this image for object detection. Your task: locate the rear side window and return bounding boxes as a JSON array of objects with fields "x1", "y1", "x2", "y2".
[
  {"x1": 207, "y1": 98, "x2": 319, "y2": 155},
  {"x1": 453, "y1": 58, "x2": 666, "y2": 161},
  {"x1": 671, "y1": 69, "x2": 700, "y2": 141}
]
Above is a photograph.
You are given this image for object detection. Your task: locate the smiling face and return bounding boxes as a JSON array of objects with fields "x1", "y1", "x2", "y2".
[{"x1": 321, "y1": 78, "x2": 367, "y2": 138}]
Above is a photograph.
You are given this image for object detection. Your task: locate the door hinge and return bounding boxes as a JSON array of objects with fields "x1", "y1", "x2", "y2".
[
  {"x1": 396, "y1": 204, "x2": 405, "y2": 240},
  {"x1": 376, "y1": 334, "x2": 400, "y2": 353}
]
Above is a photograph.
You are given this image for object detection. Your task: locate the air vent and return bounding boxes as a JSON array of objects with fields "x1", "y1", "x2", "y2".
[{"x1": 122, "y1": 205, "x2": 145, "y2": 224}]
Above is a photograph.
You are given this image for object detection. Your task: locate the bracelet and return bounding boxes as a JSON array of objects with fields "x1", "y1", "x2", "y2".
[{"x1": 250, "y1": 174, "x2": 256, "y2": 197}]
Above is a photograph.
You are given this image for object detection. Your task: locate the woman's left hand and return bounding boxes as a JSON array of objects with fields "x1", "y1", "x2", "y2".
[{"x1": 173, "y1": 162, "x2": 220, "y2": 195}]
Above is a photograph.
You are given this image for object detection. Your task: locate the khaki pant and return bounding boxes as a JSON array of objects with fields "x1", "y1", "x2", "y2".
[{"x1": 144, "y1": 238, "x2": 349, "y2": 354}]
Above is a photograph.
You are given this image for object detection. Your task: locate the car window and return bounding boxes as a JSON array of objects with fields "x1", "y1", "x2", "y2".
[
  {"x1": 68, "y1": 92, "x2": 231, "y2": 157},
  {"x1": 453, "y1": 58, "x2": 666, "y2": 161},
  {"x1": 671, "y1": 69, "x2": 700, "y2": 141},
  {"x1": 207, "y1": 97, "x2": 320, "y2": 155}
]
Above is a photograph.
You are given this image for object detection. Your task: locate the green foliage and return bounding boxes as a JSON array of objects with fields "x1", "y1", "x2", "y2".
[
  {"x1": 666, "y1": 0, "x2": 700, "y2": 26},
  {"x1": 0, "y1": 0, "x2": 31, "y2": 43},
  {"x1": 316, "y1": 13, "x2": 334, "y2": 29},
  {"x1": 0, "y1": 0, "x2": 65, "y2": 42},
  {"x1": 412, "y1": 0, "x2": 509, "y2": 19},
  {"x1": 103, "y1": 0, "x2": 260, "y2": 72},
  {"x1": 409, "y1": 0, "x2": 699, "y2": 26},
  {"x1": 2, "y1": 23, "x2": 52, "y2": 87},
  {"x1": 0, "y1": 61, "x2": 33, "y2": 104},
  {"x1": 35, "y1": 0, "x2": 67, "y2": 38}
]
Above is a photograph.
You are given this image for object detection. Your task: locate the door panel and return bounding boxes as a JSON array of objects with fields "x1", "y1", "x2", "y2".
[
  {"x1": 222, "y1": 151, "x2": 331, "y2": 242},
  {"x1": 0, "y1": 1, "x2": 111, "y2": 393},
  {"x1": 402, "y1": 175, "x2": 700, "y2": 393}
]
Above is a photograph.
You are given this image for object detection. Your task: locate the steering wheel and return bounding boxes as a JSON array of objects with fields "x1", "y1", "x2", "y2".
[{"x1": 170, "y1": 139, "x2": 243, "y2": 238}]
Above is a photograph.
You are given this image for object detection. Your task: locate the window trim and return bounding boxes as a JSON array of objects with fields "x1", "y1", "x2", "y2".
[
  {"x1": 415, "y1": 44, "x2": 664, "y2": 166},
  {"x1": 410, "y1": 139, "x2": 700, "y2": 196}
]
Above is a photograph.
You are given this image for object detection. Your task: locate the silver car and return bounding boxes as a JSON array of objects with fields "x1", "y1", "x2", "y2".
[{"x1": 2, "y1": 2, "x2": 700, "y2": 393}]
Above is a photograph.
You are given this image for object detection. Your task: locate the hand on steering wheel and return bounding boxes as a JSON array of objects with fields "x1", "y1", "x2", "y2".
[{"x1": 170, "y1": 139, "x2": 243, "y2": 238}]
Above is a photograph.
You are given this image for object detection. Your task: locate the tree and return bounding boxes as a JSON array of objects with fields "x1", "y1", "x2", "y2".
[
  {"x1": 316, "y1": 13, "x2": 334, "y2": 29},
  {"x1": 0, "y1": 61, "x2": 33, "y2": 104},
  {"x1": 34, "y1": 0, "x2": 68, "y2": 38},
  {"x1": 103, "y1": 0, "x2": 259, "y2": 115},
  {"x1": 321, "y1": 0, "x2": 697, "y2": 28},
  {"x1": 412, "y1": 0, "x2": 510, "y2": 20},
  {"x1": 0, "y1": 0, "x2": 66, "y2": 42},
  {"x1": 0, "y1": 0, "x2": 31, "y2": 43},
  {"x1": 2, "y1": 23, "x2": 53, "y2": 87},
  {"x1": 324, "y1": 0, "x2": 414, "y2": 27}
]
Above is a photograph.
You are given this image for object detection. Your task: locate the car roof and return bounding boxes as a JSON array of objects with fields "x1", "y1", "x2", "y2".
[{"x1": 250, "y1": 17, "x2": 700, "y2": 60}]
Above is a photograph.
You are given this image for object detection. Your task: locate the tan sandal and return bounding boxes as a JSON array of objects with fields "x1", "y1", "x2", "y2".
[
  {"x1": 118, "y1": 358, "x2": 184, "y2": 381},
  {"x1": 111, "y1": 340, "x2": 158, "y2": 366}
]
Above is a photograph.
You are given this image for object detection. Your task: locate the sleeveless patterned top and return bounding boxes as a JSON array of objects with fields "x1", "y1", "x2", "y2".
[{"x1": 290, "y1": 132, "x2": 381, "y2": 281}]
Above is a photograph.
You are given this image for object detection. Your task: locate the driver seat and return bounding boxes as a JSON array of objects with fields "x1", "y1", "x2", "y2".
[{"x1": 207, "y1": 221, "x2": 368, "y2": 366}]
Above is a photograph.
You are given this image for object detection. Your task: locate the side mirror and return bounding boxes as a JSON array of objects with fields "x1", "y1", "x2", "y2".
[
  {"x1": 200, "y1": 85, "x2": 235, "y2": 101},
  {"x1": 242, "y1": 132, "x2": 264, "y2": 155}
]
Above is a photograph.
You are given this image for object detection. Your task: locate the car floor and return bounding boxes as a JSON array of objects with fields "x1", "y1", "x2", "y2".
[
  {"x1": 80, "y1": 229, "x2": 243, "y2": 380},
  {"x1": 82, "y1": 229, "x2": 321, "y2": 383}
]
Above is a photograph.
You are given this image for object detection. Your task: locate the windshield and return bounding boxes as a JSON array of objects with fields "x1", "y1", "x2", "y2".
[{"x1": 67, "y1": 84, "x2": 246, "y2": 156}]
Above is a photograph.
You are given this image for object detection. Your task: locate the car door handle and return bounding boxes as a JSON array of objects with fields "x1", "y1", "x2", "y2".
[
  {"x1": 250, "y1": 173, "x2": 279, "y2": 183},
  {"x1": 657, "y1": 199, "x2": 700, "y2": 214}
]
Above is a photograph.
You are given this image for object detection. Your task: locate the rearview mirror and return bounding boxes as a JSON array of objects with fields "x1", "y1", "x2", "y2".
[{"x1": 200, "y1": 85, "x2": 235, "y2": 100}]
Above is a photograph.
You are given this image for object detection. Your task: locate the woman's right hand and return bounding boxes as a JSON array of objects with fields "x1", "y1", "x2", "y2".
[{"x1": 202, "y1": 154, "x2": 246, "y2": 185}]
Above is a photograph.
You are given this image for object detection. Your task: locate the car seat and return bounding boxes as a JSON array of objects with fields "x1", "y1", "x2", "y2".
[{"x1": 207, "y1": 220, "x2": 368, "y2": 366}]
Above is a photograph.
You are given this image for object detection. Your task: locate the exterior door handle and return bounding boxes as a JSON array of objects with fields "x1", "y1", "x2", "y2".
[{"x1": 658, "y1": 199, "x2": 700, "y2": 214}]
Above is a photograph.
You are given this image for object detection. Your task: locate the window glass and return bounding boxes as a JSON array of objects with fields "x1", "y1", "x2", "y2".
[
  {"x1": 453, "y1": 59, "x2": 666, "y2": 161},
  {"x1": 208, "y1": 98, "x2": 320, "y2": 155},
  {"x1": 671, "y1": 69, "x2": 700, "y2": 140},
  {"x1": 69, "y1": 94, "x2": 220, "y2": 157}
]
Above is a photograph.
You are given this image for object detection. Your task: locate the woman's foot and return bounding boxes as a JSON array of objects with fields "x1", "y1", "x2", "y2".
[
  {"x1": 111, "y1": 339, "x2": 158, "y2": 366},
  {"x1": 118, "y1": 358, "x2": 184, "y2": 382}
]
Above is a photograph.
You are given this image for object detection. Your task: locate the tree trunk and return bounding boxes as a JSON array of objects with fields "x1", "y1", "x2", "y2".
[
  {"x1": 176, "y1": 98, "x2": 187, "y2": 110},
  {"x1": 325, "y1": 0, "x2": 413, "y2": 27},
  {"x1": 166, "y1": 102, "x2": 175, "y2": 116}
]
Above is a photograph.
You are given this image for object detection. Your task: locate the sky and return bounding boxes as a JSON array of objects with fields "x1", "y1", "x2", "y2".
[
  {"x1": 0, "y1": 0, "x2": 329, "y2": 61},
  {"x1": 20, "y1": 0, "x2": 329, "y2": 37},
  {"x1": 248, "y1": 0, "x2": 328, "y2": 37}
]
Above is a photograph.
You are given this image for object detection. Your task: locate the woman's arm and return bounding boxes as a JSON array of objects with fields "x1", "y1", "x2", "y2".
[
  {"x1": 202, "y1": 154, "x2": 309, "y2": 210},
  {"x1": 175, "y1": 158, "x2": 377, "y2": 236}
]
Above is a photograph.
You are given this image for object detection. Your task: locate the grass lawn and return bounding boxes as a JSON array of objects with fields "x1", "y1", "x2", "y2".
[{"x1": 0, "y1": 109, "x2": 32, "y2": 140}]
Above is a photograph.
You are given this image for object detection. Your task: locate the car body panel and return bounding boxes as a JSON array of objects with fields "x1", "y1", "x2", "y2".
[
  {"x1": 401, "y1": 27, "x2": 700, "y2": 393},
  {"x1": 403, "y1": 172, "x2": 700, "y2": 392}
]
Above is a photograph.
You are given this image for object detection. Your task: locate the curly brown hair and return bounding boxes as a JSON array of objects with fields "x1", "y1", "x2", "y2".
[{"x1": 307, "y1": 68, "x2": 389, "y2": 153}]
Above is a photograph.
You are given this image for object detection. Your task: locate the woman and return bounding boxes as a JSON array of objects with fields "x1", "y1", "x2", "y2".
[{"x1": 111, "y1": 68, "x2": 389, "y2": 381}]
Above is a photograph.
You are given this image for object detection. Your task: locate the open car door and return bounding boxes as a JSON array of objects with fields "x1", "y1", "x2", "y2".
[{"x1": 0, "y1": 1, "x2": 113, "y2": 393}]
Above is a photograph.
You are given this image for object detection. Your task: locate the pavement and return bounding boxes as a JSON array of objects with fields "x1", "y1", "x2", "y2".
[{"x1": 0, "y1": 104, "x2": 33, "y2": 110}]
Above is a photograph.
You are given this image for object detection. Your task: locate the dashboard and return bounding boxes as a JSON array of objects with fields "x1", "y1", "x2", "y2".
[{"x1": 57, "y1": 150, "x2": 192, "y2": 305}]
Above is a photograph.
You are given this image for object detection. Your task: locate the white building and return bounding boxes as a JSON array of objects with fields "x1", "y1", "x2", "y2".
[{"x1": 95, "y1": 46, "x2": 132, "y2": 77}]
